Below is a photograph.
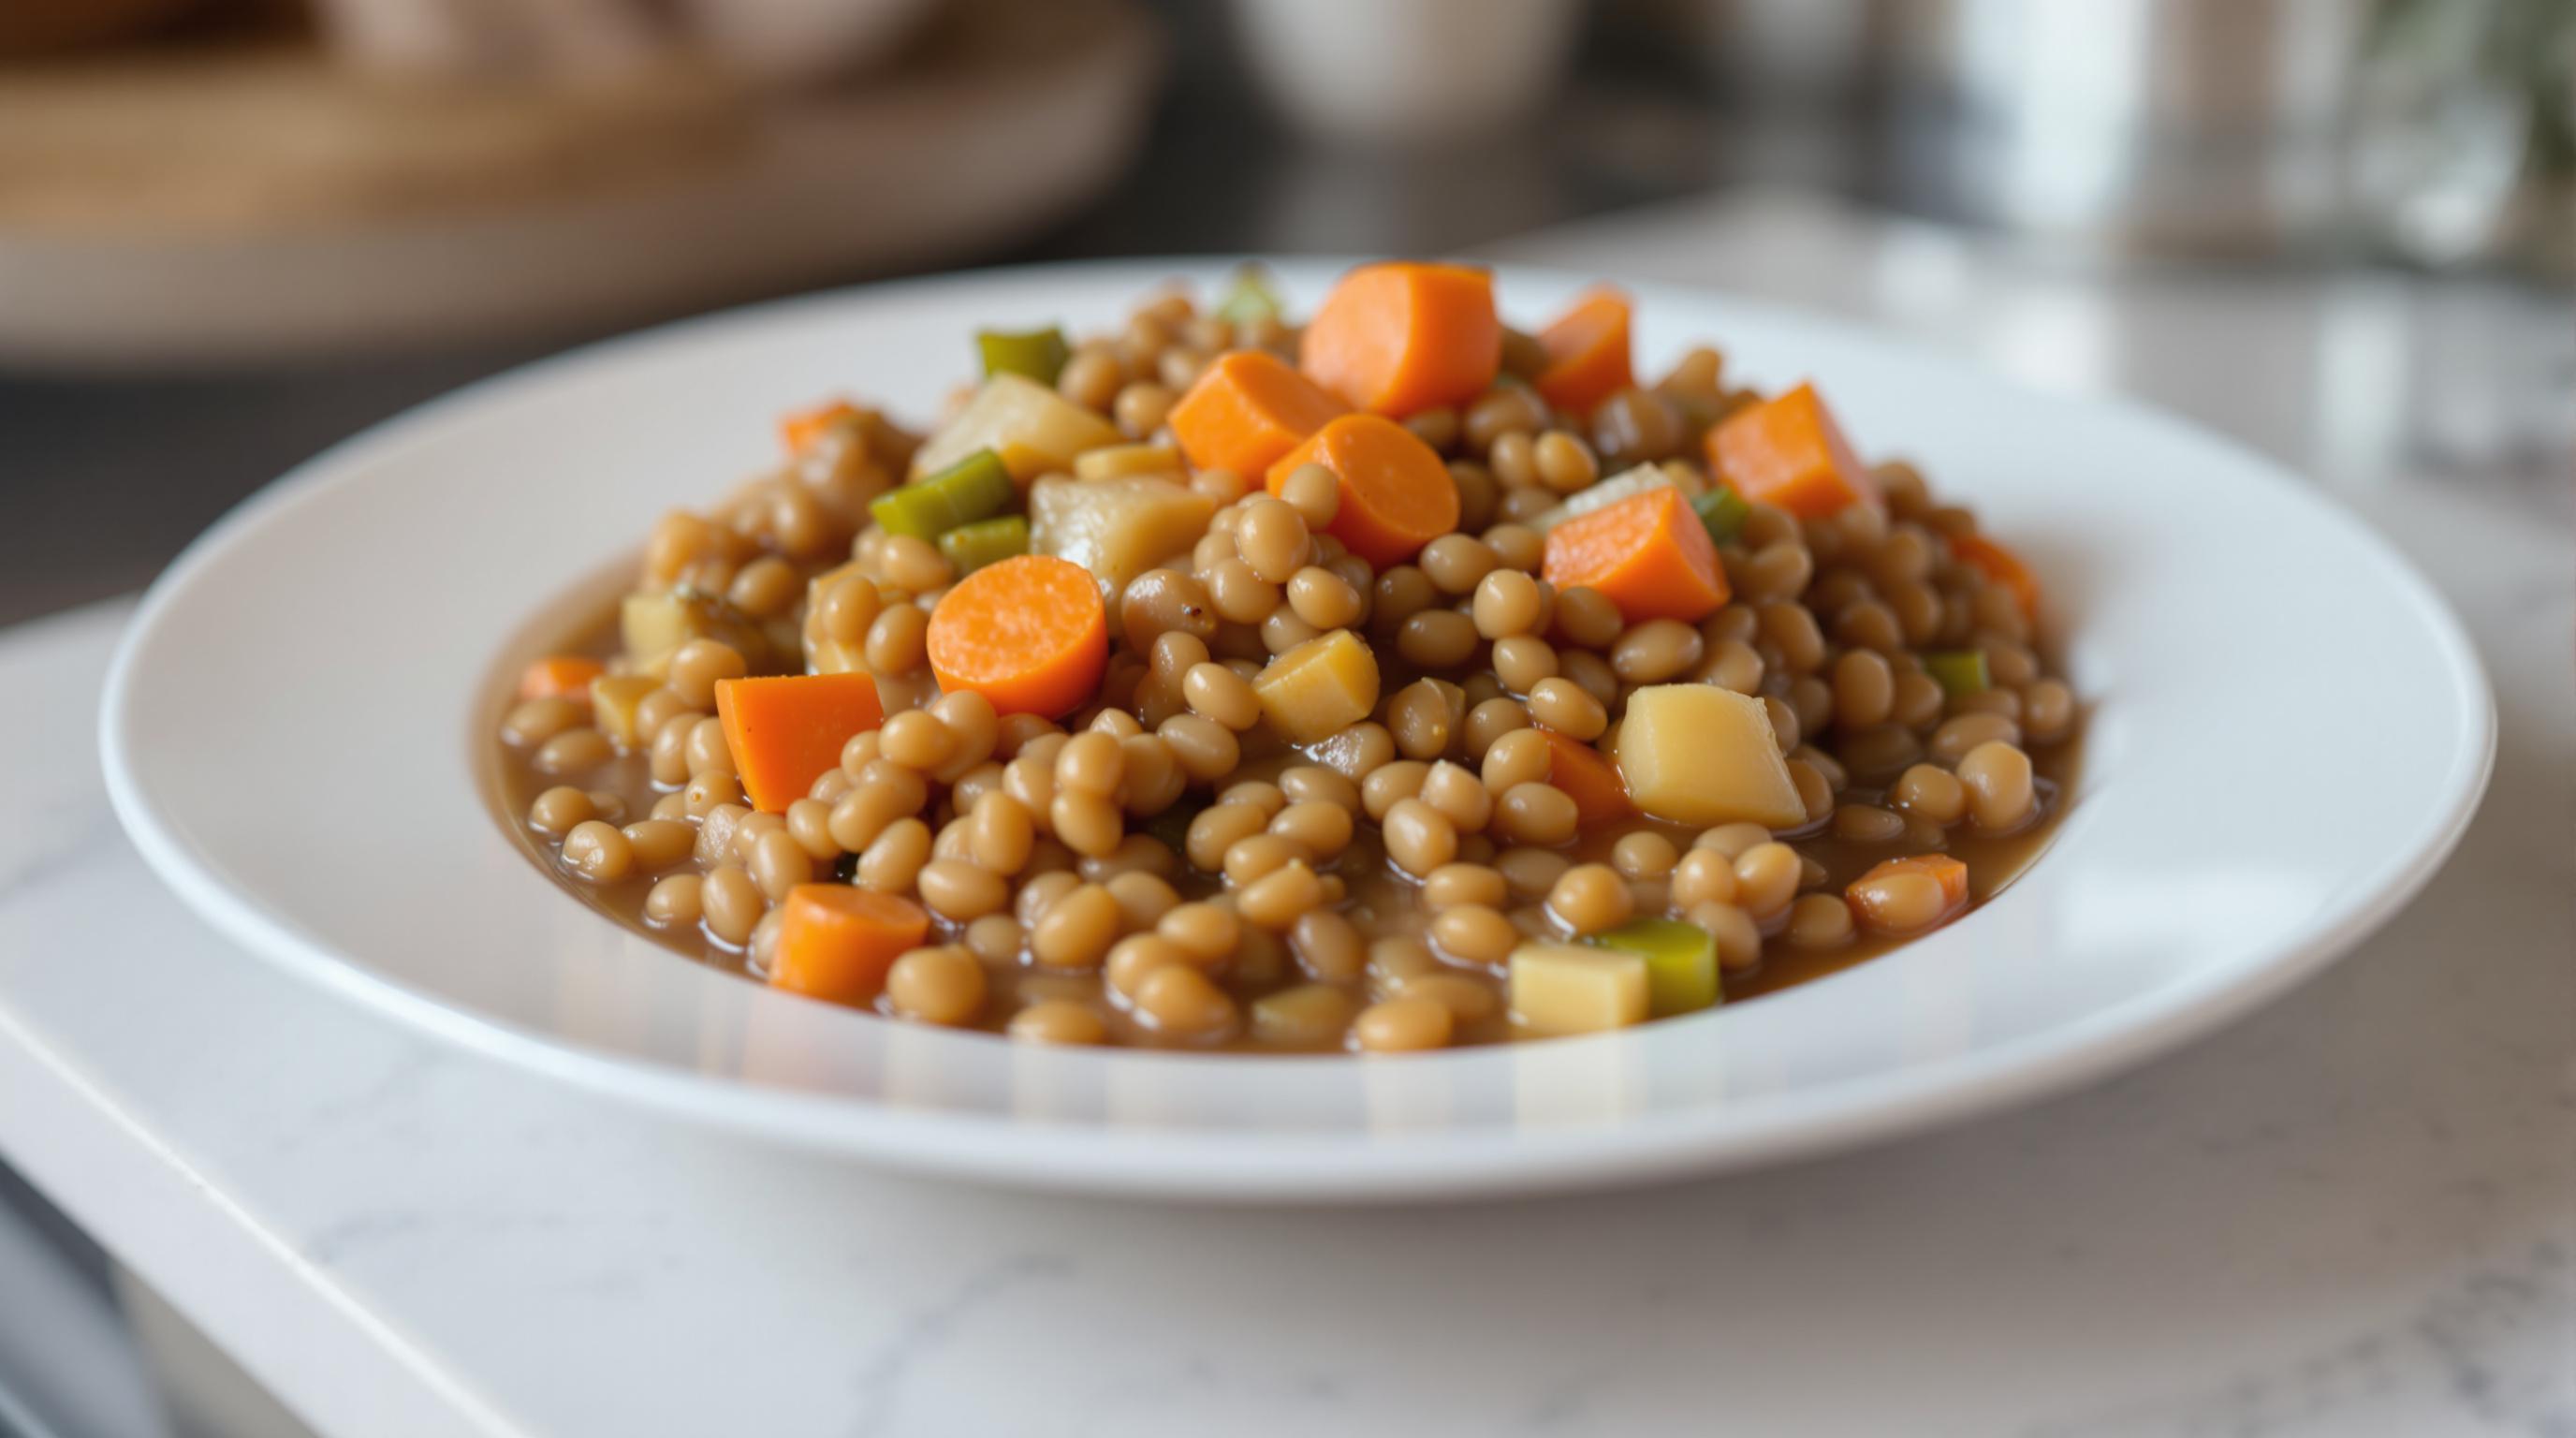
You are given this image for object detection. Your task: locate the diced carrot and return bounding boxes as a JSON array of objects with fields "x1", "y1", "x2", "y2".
[
  {"x1": 1532, "y1": 287, "x2": 1633, "y2": 417},
  {"x1": 1541, "y1": 485, "x2": 1729, "y2": 624},
  {"x1": 1534, "y1": 728, "x2": 1632, "y2": 826},
  {"x1": 1167, "y1": 350, "x2": 1350, "y2": 478},
  {"x1": 519, "y1": 655, "x2": 605, "y2": 701},
  {"x1": 1846, "y1": 855, "x2": 1971, "y2": 934},
  {"x1": 1298, "y1": 261, "x2": 1501, "y2": 416},
  {"x1": 715, "y1": 672, "x2": 886, "y2": 813},
  {"x1": 768, "y1": 885, "x2": 929, "y2": 1006},
  {"x1": 780, "y1": 399, "x2": 857, "y2": 455},
  {"x1": 1705, "y1": 382, "x2": 1881, "y2": 520},
  {"x1": 1265, "y1": 414, "x2": 1459, "y2": 568},
  {"x1": 926, "y1": 553, "x2": 1108, "y2": 720},
  {"x1": 1950, "y1": 533, "x2": 2041, "y2": 625}
]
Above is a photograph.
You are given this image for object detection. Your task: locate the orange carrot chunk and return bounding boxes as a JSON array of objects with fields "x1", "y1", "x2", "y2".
[
  {"x1": 1950, "y1": 533, "x2": 2041, "y2": 625},
  {"x1": 1532, "y1": 287, "x2": 1634, "y2": 417},
  {"x1": 1535, "y1": 728, "x2": 1633, "y2": 826},
  {"x1": 715, "y1": 672, "x2": 886, "y2": 814},
  {"x1": 768, "y1": 884, "x2": 929, "y2": 1006},
  {"x1": 1299, "y1": 261, "x2": 1501, "y2": 416},
  {"x1": 519, "y1": 655, "x2": 605, "y2": 702},
  {"x1": 1541, "y1": 484, "x2": 1729, "y2": 624},
  {"x1": 780, "y1": 399, "x2": 857, "y2": 455},
  {"x1": 1706, "y1": 382, "x2": 1881, "y2": 520},
  {"x1": 926, "y1": 553, "x2": 1108, "y2": 721},
  {"x1": 1846, "y1": 855, "x2": 1971, "y2": 935},
  {"x1": 1265, "y1": 414, "x2": 1459, "y2": 568},
  {"x1": 1168, "y1": 350, "x2": 1350, "y2": 478}
]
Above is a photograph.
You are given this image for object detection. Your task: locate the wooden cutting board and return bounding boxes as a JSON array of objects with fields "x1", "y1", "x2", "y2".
[{"x1": 0, "y1": 0, "x2": 1160, "y2": 368}]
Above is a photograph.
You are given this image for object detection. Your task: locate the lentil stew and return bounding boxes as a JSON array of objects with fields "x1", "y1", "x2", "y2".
[{"x1": 490, "y1": 264, "x2": 2079, "y2": 1053}]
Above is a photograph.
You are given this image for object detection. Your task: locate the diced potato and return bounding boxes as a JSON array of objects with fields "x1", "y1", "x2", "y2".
[
  {"x1": 1253, "y1": 630, "x2": 1381, "y2": 744},
  {"x1": 1508, "y1": 942, "x2": 1649, "y2": 1034},
  {"x1": 589, "y1": 674, "x2": 660, "y2": 746},
  {"x1": 1530, "y1": 462, "x2": 1670, "y2": 534},
  {"x1": 1029, "y1": 474, "x2": 1216, "y2": 598},
  {"x1": 1074, "y1": 443, "x2": 1183, "y2": 482},
  {"x1": 911, "y1": 373, "x2": 1121, "y2": 483},
  {"x1": 622, "y1": 589, "x2": 769, "y2": 674},
  {"x1": 1615, "y1": 683, "x2": 1806, "y2": 828}
]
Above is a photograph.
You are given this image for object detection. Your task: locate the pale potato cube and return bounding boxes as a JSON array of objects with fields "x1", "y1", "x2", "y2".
[
  {"x1": 1073, "y1": 443, "x2": 1184, "y2": 482},
  {"x1": 1029, "y1": 474, "x2": 1217, "y2": 598},
  {"x1": 1530, "y1": 462, "x2": 1670, "y2": 534},
  {"x1": 912, "y1": 374, "x2": 1121, "y2": 483},
  {"x1": 1253, "y1": 629, "x2": 1381, "y2": 744},
  {"x1": 1508, "y1": 942, "x2": 1648, "y2": 1034},
  {"x1": 1615, "y1": 683, "x2": 1806, "y2": 828},
  {"x1": 589, "y1": 674, "x2": 660, "y2": 746},
  {"x1": 620, "y1": 590, "x2": 715, "y2": 665}
]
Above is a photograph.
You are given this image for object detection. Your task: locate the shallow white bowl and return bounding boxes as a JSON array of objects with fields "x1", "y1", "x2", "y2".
[{"x1": 100, "y1": 260, "x2": 2493, "y2": 1202}]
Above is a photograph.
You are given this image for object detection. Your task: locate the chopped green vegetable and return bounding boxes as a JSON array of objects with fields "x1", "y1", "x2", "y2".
[
  {"x1": 936, "y1": 515, "x2": 1029, "y2": 575},
  {"x1": 1591, "y1": 918, "x2": 1720, "y2": 1017},
  {"x1": 1924, "y1": 649, "x2": 1990, "y2": 697},
  {"x1": 1691, "y1": 485, "x2": 1751, "y2": 547},
  {"x1": 1212, "y1": 265, "x2": 1283, "y2": 327},
  {"x1": 976, "y1": 328, "x2": 1070, "y2": 385},
  {"x1": 869, "y1": 448, "x2": 1014, "y2": 539}
]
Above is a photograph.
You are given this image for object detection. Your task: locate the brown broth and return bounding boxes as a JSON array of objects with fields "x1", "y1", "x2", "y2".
[{"x1": 490, "y1": 601, "x2": 2081, "y2": 1052}]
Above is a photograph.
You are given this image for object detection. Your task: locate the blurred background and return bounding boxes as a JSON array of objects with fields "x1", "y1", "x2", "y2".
[
  {"x1": 1, "y1": 0, "x2": 2570, "y2": 628},
  {"x1": 2, "y1": 4, "x2": 2571, "y2": 1433}
]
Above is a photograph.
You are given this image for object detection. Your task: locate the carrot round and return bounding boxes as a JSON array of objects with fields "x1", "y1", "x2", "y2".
[
  {"x1": 780, "y1": 399, "x2": 856, "y2": 455},
  {"x1": 1706, "y1": 382, "x2": 1881, "y2": 520},
  {"x1": 926, "y1": 553, "x2": 1108, "y2": 720},
  {"x1": 1541, "y1": 484, "x2": 1729, "y2": 624},
  {"x1": 1167, "y1": 349, "x2": 1349, "y2": 478},
  {"x1": 1950, "y1": 533, "x2": 2041, "y2": 625},
  {"x1": 715, "y1": 671, "x2": 886, "y2": 813},
  {"x1": 1535, "y1": 728, "x2": 1632, "y2": 826},
  {"x1": 768, "y1": 884, "x2": 929, "y2": 1006},
  {"x1": 519, "y1": 654, "x2": 605, "y2": 702},
  {"x1": 1532, "y1": 287, "x2": 1633, "y2": 417},
  {"x1": 1265, "y1": 414, "x2": 1459, "y2": 568},
  {"x1": 1298, "y1": 261, "x2": 1501, "y2": 416}
]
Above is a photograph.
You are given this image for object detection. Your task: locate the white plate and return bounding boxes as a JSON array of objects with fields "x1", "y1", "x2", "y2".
[{"x1": 100, "y1": 260, "x2": 2494, "y2": 1202}]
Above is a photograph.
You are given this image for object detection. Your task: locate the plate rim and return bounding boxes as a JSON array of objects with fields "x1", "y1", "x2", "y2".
[{"x1": 97, "y1": 256, "x2": 2498, "y2": 1201}]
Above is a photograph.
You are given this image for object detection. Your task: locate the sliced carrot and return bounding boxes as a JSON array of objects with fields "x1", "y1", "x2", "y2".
[
  {"x1": 780, "y1": 399, "x2": 857, "y2": 455},
  {"x1": 768, "y1": 884, "x2": 929, "y2": 1006},
  {"x1": 1167, "y1": 349, "x2": 1349, "y2": 478},
  {"x1": 1950, "y1": 533, "x2": 2041, "y2": 625},
  {"x1": 519, "y1": 654, "x2": 605, "y2": 702},
  {"x1": 1846, "y1": 855, "x2": 1970, "y2": 935},
  {"x1": 1532, "y1": 286, "x2": 1633, "y2": 417},
  {"x1": 1298, "y1": 261, "x2": 1501, "y2": 416},
  {"x1": 1535, "y1": 728, "x2": 1632, "y2": 827},
  {"x1": 926, "y1": 553, "x2": 1108, "y2": 720},
  {"x1": 1705, "y1": 382, "x2": 1881, "y2": 520},
  {"x1": 1265, "y1": 414, "x2": 1459, "y2": 568},
  {"x1": 715, "y1": 672, "x2": 886, "y2": 813},
  {"x1": 1541, "y1": 484, "x2": 1729, "y2": 624}
]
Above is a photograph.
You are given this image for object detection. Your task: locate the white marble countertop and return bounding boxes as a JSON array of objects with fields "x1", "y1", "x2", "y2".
[{"x1": 2, "y1": 194, "x2": 2570, "y2": 1437}]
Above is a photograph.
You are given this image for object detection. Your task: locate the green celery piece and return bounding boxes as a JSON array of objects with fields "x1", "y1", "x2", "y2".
[
  {"x1": 1691, "y1": 485, "x2": 1751, "y2": 547},
  {"x1": 976, "y1": 327, "x2": 1070, "y2": 385},
  {"x1": 936, "y1": 515, "x2": 1029, "y2": 576},
  {"x1": 869, "y1": 448, "x2": 1014, "y2": 539},
  {"x1": 1212, "y1": 265, "x2": 1283, "y2": 327},
  {"x1": 1924, "y1": 649, "x2": 1991, "y2": 697},
  {"x1": 1592, "y1": 918, "x2": 1720, "y2": 1017}
]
